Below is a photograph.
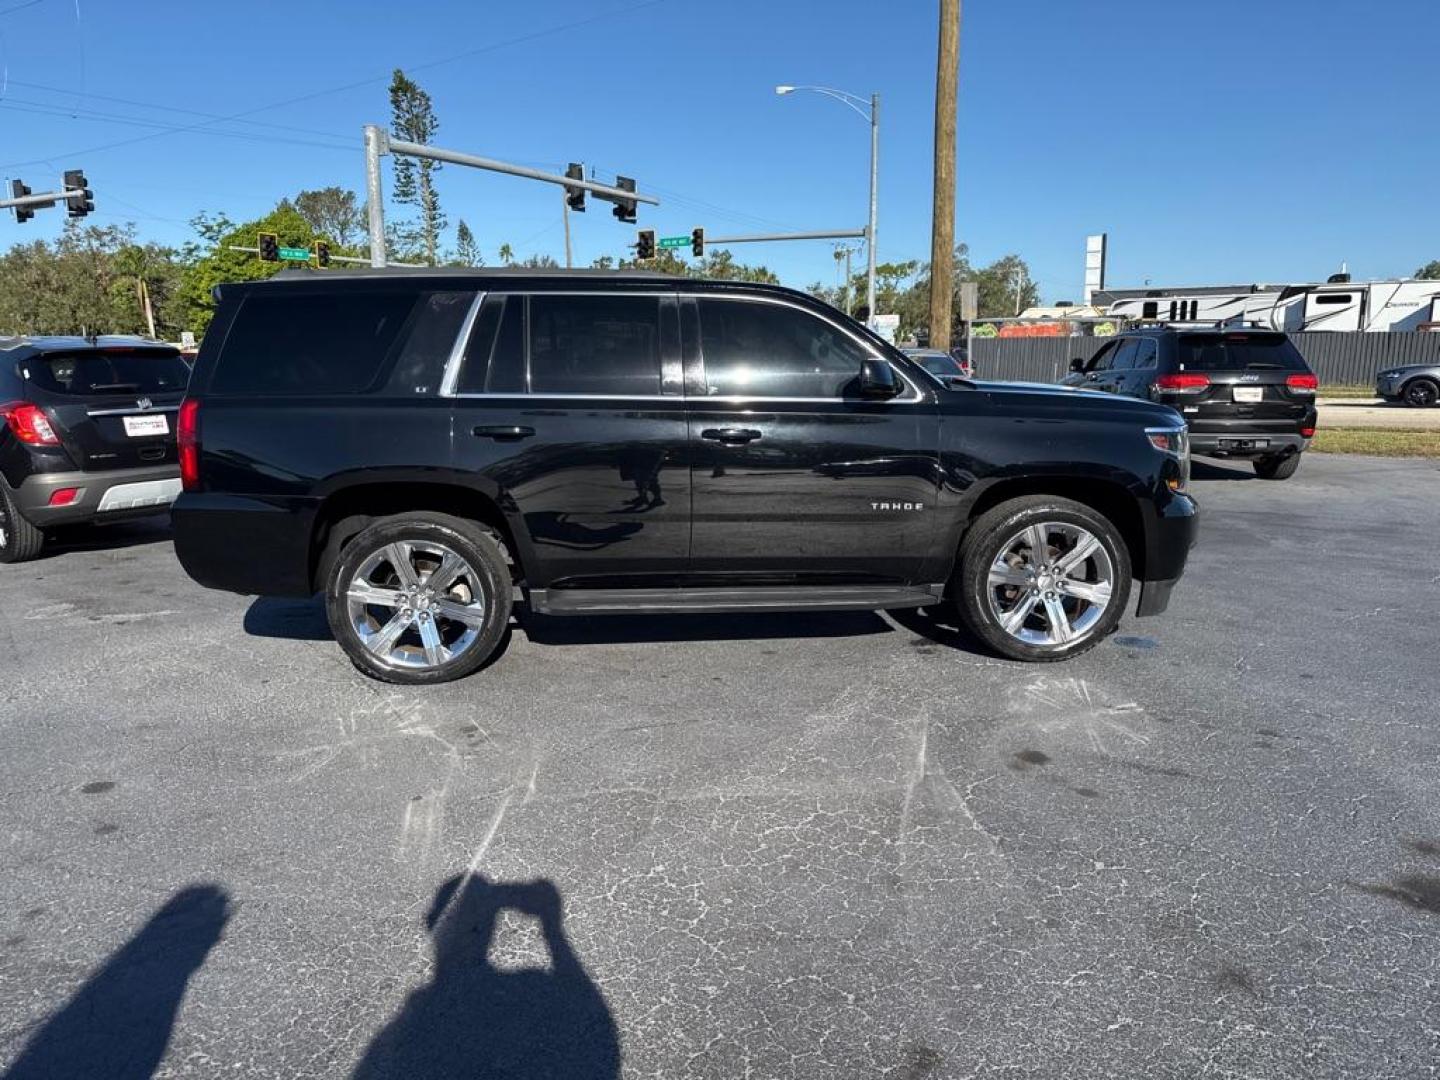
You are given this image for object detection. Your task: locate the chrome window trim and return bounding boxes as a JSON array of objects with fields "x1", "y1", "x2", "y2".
[
  {"x1": 439, "y1": 287, "x2": 925, "y2": 405},
  {"x1": 437, "y1": 291, "x2": 487, "y2": 398}
]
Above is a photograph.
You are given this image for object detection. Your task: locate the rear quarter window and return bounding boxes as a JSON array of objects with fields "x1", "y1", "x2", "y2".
[
  {"x1": 1176, "y1": 333, "x2": 1310, "y2": 372},
  {"x1": 210, "y1": 290, "x2": 421, "y2": 395}
]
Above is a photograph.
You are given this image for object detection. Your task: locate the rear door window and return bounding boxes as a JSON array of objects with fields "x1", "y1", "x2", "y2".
[
  {"x1": 1177, "y1": 333, "x2": 1309, "y2": 372},
  {"x1": 1107, "y1": 339, "x2": 1140, "y2": 370},
  {"x1": 528, "y1": 294, "x2": 662, "y2": 396},
  {"x1": 455, "y1": 295, "x2": 526, "y2": 394},
  {"x1": 211, "y1": 290, "x2": 419, "y2": 395},
  {"x1": 30, "y1": 350, "x2": 189, "y2": 396}
]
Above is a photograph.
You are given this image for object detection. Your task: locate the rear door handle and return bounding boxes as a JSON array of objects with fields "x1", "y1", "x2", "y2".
[
  {"x1": 701, "y1": 427, "x2": 762, "y2": 445},
  {"x1": 472, "y1": 425, "x2": 535, "y2": 441}
]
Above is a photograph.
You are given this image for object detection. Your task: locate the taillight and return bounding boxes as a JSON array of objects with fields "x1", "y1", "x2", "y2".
[
  {"x1": 177, "y1": 398, "x2": 201, "y2": 491},
  {"x1": 1, "y1": 401, "x2": 60, "y2": 445},
  {"x1": 1285, "y1": 373, "x2": 1319, "y2": 392},
  {"x1": 1300, "y1": 426, "x2": 1315, "y2": 438},
  {"x1": 1154, "y1": 373, "x2": 1210, "y2": 393},
  {"x1": 48, "y1": 487, "x2": 80, "y2": 506}
]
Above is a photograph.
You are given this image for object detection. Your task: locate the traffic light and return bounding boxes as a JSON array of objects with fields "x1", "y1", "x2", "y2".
[
  {"x1": 636, "y1": 229, "x2": 656, "y2": 261},
  {"x1": 63, "y1": 170, "x2": 93, "y2": 218},
  {"x1": 10, "y1": 180, "x2": 33, "y2": 224},
  {"x1": 691, "y1": 227, "x2": 704, "y2": 259},
  {"x1": 313, "y1": 241, "x2": 331, "y2": 268},
  {"x1": 611, "y1": 176, "x2": 637, "y2": 224},
  {"x1": 565, "y1": 163, "x2": 586, "y2": 213},
  {"x1": 258, "y1": 232, "x2": 279, "y2": 262}
]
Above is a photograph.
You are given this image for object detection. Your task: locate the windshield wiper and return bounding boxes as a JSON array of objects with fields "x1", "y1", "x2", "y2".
[{"x1": 89, "y1": 382, "x2": 142, "y2": 391}]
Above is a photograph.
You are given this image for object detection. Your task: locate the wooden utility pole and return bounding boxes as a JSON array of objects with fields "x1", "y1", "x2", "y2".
[{"x1": 928, "y1": 0, "x2": 961, "y2": 347}]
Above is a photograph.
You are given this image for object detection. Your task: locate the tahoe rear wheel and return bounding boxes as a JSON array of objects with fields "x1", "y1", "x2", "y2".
[
  {"x1": 325, "y1": 513, "x2": 511, "y2": 685},
  {"x1": 1253, "y1": 452, "x2": 1301, "y2": 480},
  {"x1": 955, "y1": 496, "x2": 1131, "y2": 662}
]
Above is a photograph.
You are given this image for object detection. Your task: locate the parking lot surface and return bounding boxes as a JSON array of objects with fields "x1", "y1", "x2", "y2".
[{"x1": 1, "y1": 453, "x2": 1437, "y2": 1079}]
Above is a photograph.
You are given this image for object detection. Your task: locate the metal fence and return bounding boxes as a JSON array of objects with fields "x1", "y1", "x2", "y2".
[{"x1": 971, "y1": 332, "x2": 1440, "y2": 387}]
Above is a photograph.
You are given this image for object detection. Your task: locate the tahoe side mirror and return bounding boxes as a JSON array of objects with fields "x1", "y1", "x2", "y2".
[
  {"x1": 858, "y1": 357, "x2": 899, "y2": 398},
  {"x1": 1069, "y1": 357, "x2": 1086, "y2": 373}
]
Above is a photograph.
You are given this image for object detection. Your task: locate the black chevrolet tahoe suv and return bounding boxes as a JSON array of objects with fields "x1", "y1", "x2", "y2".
[
  {"x1": 1062, "y1": 325, "x2": 1318, "y2": 479},
  {"x1": 172, "y1": 269, "x2": 1198, "y2": 684},
  {"x1": 2, "y1": 335, "x2": 188, "y2": 562}
]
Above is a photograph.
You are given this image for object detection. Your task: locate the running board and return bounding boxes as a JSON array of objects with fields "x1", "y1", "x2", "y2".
[{"x1": 528, "y1": 583, "x2": 946, "y2": 617}]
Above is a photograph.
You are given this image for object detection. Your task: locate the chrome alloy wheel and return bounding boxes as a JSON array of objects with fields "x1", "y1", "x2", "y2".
[
  {"x1": 985, "y1": 521, "x2": 1115, "y2": 647},
  {"x1": 345, "y1": 540, "x2": 487, "y2": 670}
]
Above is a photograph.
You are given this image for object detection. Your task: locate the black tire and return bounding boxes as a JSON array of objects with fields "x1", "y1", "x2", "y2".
[
  {"x1": 953, "y1": 495, "x2": 1131, "y2": 663},
  {"x1": 325, "y1": 512, "x2": 512, "y2": 685},
  {"x1": 0, "y1": 483, "x2": 45, "y2": 563},
  {"x1": 1402, "y1": 378, "x2": 1439, "y2": 408},
  {"x1": 1253, "y1": 452, "x2": 1301, "y2": 480}
]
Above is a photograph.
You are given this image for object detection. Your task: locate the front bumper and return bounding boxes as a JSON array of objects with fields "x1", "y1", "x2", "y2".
[
  {"x1": 1136, "y1": 490, "x2": 1198, "y2": 618},
  {"x1": 10, "y1": 464, "x2": 181, "y2": 527}
]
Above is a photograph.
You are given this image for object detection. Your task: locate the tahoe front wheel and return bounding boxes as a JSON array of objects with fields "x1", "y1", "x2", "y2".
[
  {"x1": 326, "y1": 513, "x2": 512, "y2": 684},
  {"x1": 955, "y1": 496, "x2": 1131, "y2": 662}
]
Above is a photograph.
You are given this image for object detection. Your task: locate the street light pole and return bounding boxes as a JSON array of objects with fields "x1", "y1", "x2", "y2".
[
  {"x1": 866, "y1": 92, "x2": 879, "y2": 324},
  {"x1": 776, "y1": 85, "x2": 879, "y2": 325}
]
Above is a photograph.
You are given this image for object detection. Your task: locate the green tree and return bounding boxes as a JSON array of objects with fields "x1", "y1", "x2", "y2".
[
  {"x1": 294, "y1": 187, "x2": 364, "y2": 247},
  {"x1": 389, "y1": 69, "x2": 445, "y2": 266},
  {"x1": 1416, "y1": 260, "x2": 1440, "y2": 280},
  {"x1": 975, "y1": 253, "x2": 1039, "y2": 317},
  {"x1": 452, "y1": 220, "x2": 482, "y2": 266},
  {"x1": 497, "y1": 242, "x2": 514, "y2": 266},
  {"x1": 173, "y1": 203, "x2": 319, "y2": 336}
]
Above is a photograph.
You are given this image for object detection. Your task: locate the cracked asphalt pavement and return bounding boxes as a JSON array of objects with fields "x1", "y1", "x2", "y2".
[{"x1": 1, "y1": 452, "x2": 1437, "y2": 1078}]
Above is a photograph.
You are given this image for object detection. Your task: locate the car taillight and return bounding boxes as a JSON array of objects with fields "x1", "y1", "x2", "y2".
[
  {"x1": 1300, "y1": 426, "x2": 1315, "y2": 438},
  {"x1": 1154, "y1": 373, "x2": 1210, "y2": 393},
  {"x1": 48, "y1": 487, "x2": 80, "y2": 506},
  {"x1": 1285, "y1": 373, "x2": 1319, "y2": 392},
  {"x1": 178, "y1": 398, "x2": 201, "y2": 491},
  {"x1": 1, "y1": 401, "x2": 60, "y2": 445}
]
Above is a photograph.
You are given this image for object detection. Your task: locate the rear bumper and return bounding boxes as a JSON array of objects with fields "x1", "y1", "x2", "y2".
[
  {"x1": 9, "y1": 464, "x2": 181, "y2": 527},
  {"x1": 171, "y1": 491, "x2": 316, "y2": 596},
  {"x1": 1188, "y1": 414, "x2": 1314, "y2": 458}
]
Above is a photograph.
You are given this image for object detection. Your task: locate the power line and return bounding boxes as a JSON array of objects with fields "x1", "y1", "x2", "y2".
[
  {"x1": 0, "y1": 0, "x2": 48, "y2": 17},
  {"x1": 0, "y1": 0, "x2": 670, "y2": 169}
]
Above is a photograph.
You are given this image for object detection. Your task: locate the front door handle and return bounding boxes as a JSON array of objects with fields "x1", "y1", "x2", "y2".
[
  {"x1": 701, "y1": 427, "x2": 762, "y2": 445},
  {"x1": 472, "y1": 425, "x2": 535, "y2": 441}
]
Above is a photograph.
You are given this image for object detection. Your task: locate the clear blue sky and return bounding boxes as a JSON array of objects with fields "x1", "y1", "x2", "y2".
[{"x1": 2, "y1": 0, "x2": 1436, "y2": 300}]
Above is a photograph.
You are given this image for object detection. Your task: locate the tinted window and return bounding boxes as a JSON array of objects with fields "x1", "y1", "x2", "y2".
[
  {"x1": 700, "y1": 298, "x2": 868, "y2": 398},
  {"x1": 1133, "y1": 339, "x2": 1158, "y2": 369},
  {"x1": 1108, "y1": 339, "x2": 1140, "y2": 369},
  {"x1": 1177, "y1": 332, "x2": 1309, "y2": 372},
  {"x1": 1315, "y1": 294, "x2": 1352, "y2": 306},
  {"x1": 528, "y1": 294, "x2": 661, "y2": 396},
  {"x1": 456, "y1": 295, "x2": 526, "y2": 394},
  {"x1": 213, "y1": 291, "x2": 417, "y2": 395},
  {"x1": 31, "y1": 349, "x2": 189, "y2": 396},
  {"x1": 384, "y1": 291, "x2": 474, "y2": 395},
  {"x1": 1087, "y1": 342, "x2": 1116, "y2": 372}
]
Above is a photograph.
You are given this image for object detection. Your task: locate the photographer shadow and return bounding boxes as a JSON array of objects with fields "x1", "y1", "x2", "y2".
[{"x1": 353, "y1": 874, "x2": 619, "y2": 1080}]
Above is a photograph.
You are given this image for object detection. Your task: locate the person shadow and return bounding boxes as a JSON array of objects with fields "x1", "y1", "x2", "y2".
[
  {"x1": 2, "y1": 885, "x2": 231, "y2": 1080},
  {"x1": 352, "y1": 874, "x2": 619, "y2": 1080}
]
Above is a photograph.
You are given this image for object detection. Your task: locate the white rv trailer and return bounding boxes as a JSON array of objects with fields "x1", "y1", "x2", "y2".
[{"x1": 1105, "y1": 280, "x2": 1440, "y2": 332}]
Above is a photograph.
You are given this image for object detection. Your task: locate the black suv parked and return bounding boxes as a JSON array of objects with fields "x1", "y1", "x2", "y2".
[
  {"x1": 1, "y1": 336, "x2": 189, "y2": 562},
  {"x1": 173, "y1": 270, "x2": 1198, "y2": 684},
  {"x1": 1062, "y1": 326, "x2": 1318, "y2": 479}
]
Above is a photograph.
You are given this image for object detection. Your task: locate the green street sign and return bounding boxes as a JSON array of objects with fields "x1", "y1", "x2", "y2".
[
  {"x1": 278, "y1": 246, "x2": 310, "y2": 261},
  {"x1": 658, "y1": 235, "x2": 690, "y2": 250}
]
